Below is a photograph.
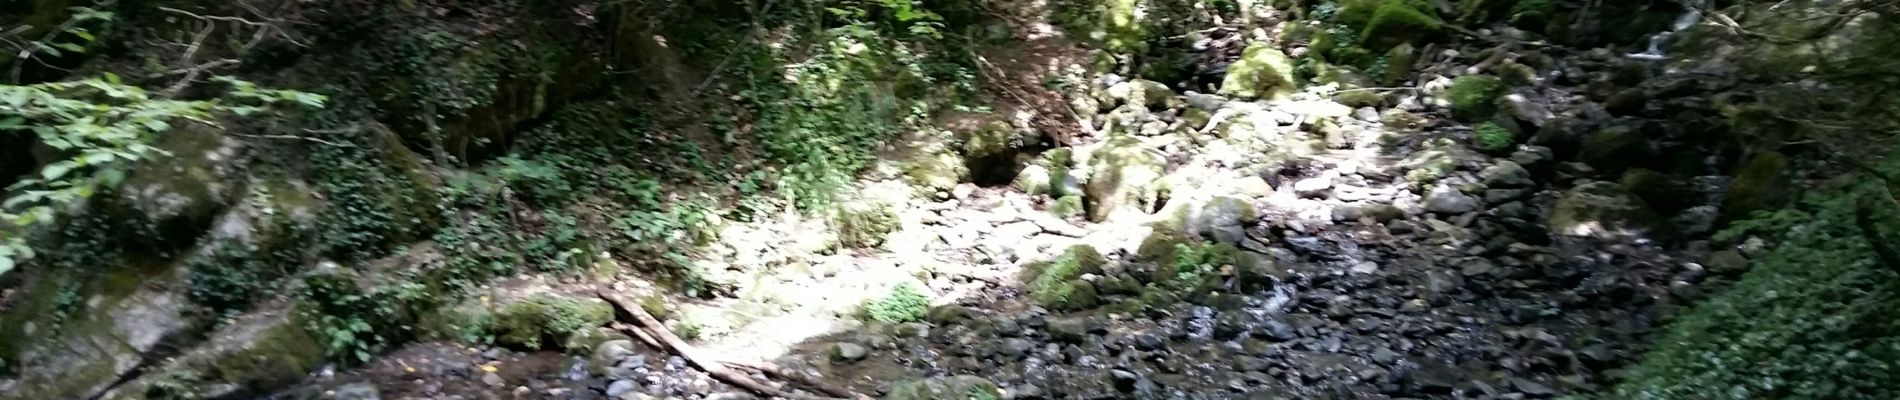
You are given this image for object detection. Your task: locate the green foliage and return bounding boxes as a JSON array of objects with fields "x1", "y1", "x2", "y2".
[
  {"x1": 299, "y1": 272, "x2": 432, "y2": 364},
  {"x1": 1614, "y1": 183, "x2": 1900, "y2": 398},
  {"x1": 1168, "y1": 241, "x2": 1239, "y2": 285},
  {"x1": 1028, "y1": 245, "x2": 1106, "y2": 309},
  {"x1": 1051, "y1": 195, "x2": 1085, "y2": 218},
  {"x1": 866, "y1": 283, "x2": 930, "y2": 323},
  {"x1": 0, "y1": 76, "x2": 323, "y2": 274},
  {"x1": 1448, "y1": 75, "x2": 1505, "y2": 122},
  {"x1": 1473, "y1": 122, "x2": 1514, "y2": 151}
]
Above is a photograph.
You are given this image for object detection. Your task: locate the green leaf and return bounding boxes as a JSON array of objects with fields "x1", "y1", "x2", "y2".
[
  {"x1": 55, "y1": 43, "x2": 85, "y2": 54},
  {"x1": 72, "y1": 29, "x2": 95, "y2": 42},
  {"x1": 40, "y1": 161, "x2": 76, "y2": 181},
  {"x1": 103, "y1": 72, "x2": 120, "y2": 85}
]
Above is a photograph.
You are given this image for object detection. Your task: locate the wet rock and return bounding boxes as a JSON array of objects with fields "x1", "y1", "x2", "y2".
[
  {"x1": 1604, "y1": 88, "x2": 1649, "y2": 116},
  {"x1": 829, "y1": 343, "x2": 869, "y2": 363},
  {"x1": 1236, "y1": 252, "x2": 1282, "y2": 292},
  {"x1": 1577, "y1": 125, "x2": 1655, "y2": 174},
  {"x1": 1619, "y1": 168, "x2": 1693, "y2": 212},
  {"x1": 481, "y1": 371, "x2": 505, "y2": 387},
  {"x1": 1424, "y1": 185, "x2": 1482, "y2": 214},
  {"x1": 332, "y1": 383, "x2": 381, "y2": 400},
  {"x1": 1047, "y1": 317, "x2": 1090, "y2": 344},
  {"x1": 1257, "y1": 320, "x2": 1299, "y2": 342},
  {"x1": 927, "y1": 305, "x2": 974, "y2": 325},
  {"x1": 1721, "y1": 151, "x2": 1789, "y2": 222},
  {"x1": 1480, "y1": 161, "x2": 1535, "y2": 188},
  {"x1": 591, "y1": 340, "x2": 639, "y2": 376},
  {"x1": 1134, "y1": 333, "x2": 1167, "y2": 351},
  {"x1": 606, "y1": 380, "x2": 641, "y2": 398},
  {"x1": 998, "y1": 338, "x2": 1037, "y2": 359},
  {"x1": 1334, "y1": 203, "x2": 1407, "y2": 223},
  {"x1": 1233, "y1": 357, "x2": 1271, "y2": 372}
]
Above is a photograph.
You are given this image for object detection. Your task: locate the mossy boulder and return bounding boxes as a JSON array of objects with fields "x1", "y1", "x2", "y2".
[
  {"x1": 1577, "y1": 125, "x2": 1656, "y2": 174},
  {"x1": 1108, "y1": 79, "x2": 1179, "y2": 110},
  {"x1": 954, "y1": 117, "x2": 1032, "y2": 160},
  {"x1": 834, "y1": 200, "x2": 901, "y2": 249},
  {"x1": 1359, "y1": 0, "x2": 1444, "y2": 49},
  {"x1": 1027, "y1": 245, "x2": 1108, "y2": 310},
  {"x1": 1448, "y1": 75, "x2": 1506, "y2": 122},
  {"x1": 1721, "y1": 151, "x2": 1789, "y2": 222},
  {"x1": 1549, "y1": 181, "x2": 1662, "y2": 238},
  {"x1": 1218, "y1": 43, "x2": 1297, "y2": 100},
  {"x1": 903, "y1": 147, "x2": 970, "y2": 195},
  {"x1": 1084, "y1": 135, "x2": 1166, "y2": 222},
  {"x1": 492, "y1": 294, "x2": 614, "y2": 350},
  {"x1": 1016, "y1": 164, "x2": 1053, "y2": 195},
  {"x1": 104, "y1": 123, "x2": 237, "y2": 250},
  {"x1": 885, "y1": 375, "x2": 1003, "y2": 400},
  {"x1": 1, "y1": 259, "x2": 197, "y2": 400},
  {"x1": 98, "y1": 306, "x2": 325, "y2": 400},
  {"x1": 1620, "y1": 168, "x2": 1694, "y2": 212},
  {"x1": 1381, "y1": 43, "x2": 1419, "y2": 85}
]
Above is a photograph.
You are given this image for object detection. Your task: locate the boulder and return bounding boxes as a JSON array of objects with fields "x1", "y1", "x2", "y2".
[
  {"x1": 1084, "y1": 135, "x2": 1166, "y2": 222},
  {"x1": 1577, "y1": 124, "x2": 1655, "y2": 174},
  {"x1": 1219, "y1": 43, "x2": 1297, "y2": 100},
  {"x1": 1423, "y1": 185, "x2": 1482, "y2": 214},
  {"x1": 1016, "y1": 164, "x2": 1053, "y2": 195},
  {"x1": 1619, "y1": 168, "x2": 1694, "y2": 212},
  {"x1": 884, "y1": 376, "x2": 1002, "y2": 400},
  {"x1": 1549, "y1": 181, "x2": 1661, "y2": 238},
  {"x1": 1108, "y1": 79, "x2": 1179, "y2": 110},
  {"x1": 1480, "y1": 161, "x2": 1536, "y2": 188}
]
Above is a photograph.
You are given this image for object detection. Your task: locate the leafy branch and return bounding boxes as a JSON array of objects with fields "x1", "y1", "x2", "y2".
[{"x1": 0, "y1": 75, "x2": 324, "y2": 274}]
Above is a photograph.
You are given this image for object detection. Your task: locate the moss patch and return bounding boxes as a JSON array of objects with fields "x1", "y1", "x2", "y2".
[
  {"x1": 492, "y1": 294, "x2": 613, "y2": 350},
  {"x1": 1218, "y1": 43, "x2": 1298, "y2": 100},
  {"x1": 1448, "y1": 75, "x2": 1506, "y2": 122}
]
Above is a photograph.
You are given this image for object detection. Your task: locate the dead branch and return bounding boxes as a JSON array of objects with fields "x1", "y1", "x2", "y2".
[
  {"x1": 599, "y1": 290, "x2": 866, "y2": 400},
  {"x1": 159, "y1": 24, "x2": 218, "y2": 98},
  {"x1": 229, "y1": 132, "x2": 350, "y2": 147}
]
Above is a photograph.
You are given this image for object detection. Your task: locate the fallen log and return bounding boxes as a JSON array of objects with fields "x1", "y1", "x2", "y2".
[{"x1": 598, "y1": 290, "x2": 871, "y2": 400}]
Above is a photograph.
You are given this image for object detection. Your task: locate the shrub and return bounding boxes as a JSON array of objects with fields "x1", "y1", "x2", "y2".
[{"x1": 866, "y1": 283, "x2": 931, "y2": 323}]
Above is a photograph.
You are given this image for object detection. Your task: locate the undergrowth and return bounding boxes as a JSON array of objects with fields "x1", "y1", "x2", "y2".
[{"x1": 1614, "y1": 164, "x2": 1900, "y2": 398}]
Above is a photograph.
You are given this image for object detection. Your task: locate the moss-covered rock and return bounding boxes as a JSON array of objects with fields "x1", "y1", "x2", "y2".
[
  {"x1": 1026, "y1": 245, "x2": 1107, "y2": 310},
  {"x1": 903, "y1": 146, "x2": 970, "y2": 195},
  {"x1": 1084, "y1": 134, "x2": 1166, "y2": 222},
  {"x1": 1016, "y1": 164, "x2": 1053, "y2": 195},
  {"x1": 104, "y1": 123, "x2": 237, "y2": 250},
  {"x1": 1577, "y1": 124, "x2": 1656, "y2": 174},
  {"x1": 1448, "y1": 75, "x2": 1506, "y2": 122},
  {"x1": 492, "y1": 294, "x2": 614, "y2": 350},
  {"x1": 1218, "y1": 43, "x2": 1297, "y2": 100},
  {"x1": 1381, "y1": 43, "x2": 1419, "y2": 85},
  {"x1": 1360, "y1": 0, "x2": 1443, "y2": 49},
  {"x1": 99, "y1": 306, "x2": 326, "y2": 400},
  {"x1": 954, "y1": 117, "x2": 1031, "y2": 160},
  {"x1": 885, "y1": 375, "x2": 1003, "y2": 400},
  {"x1": 1620, "y1": 168, "x2": 1694, "y2": 212},
  {"x1": 1108, "y1": 79, "x2": 1179, "y2": 110},
  {"x1": 1548, "y1": 181, "x2": 1662, "y2": 238},
  {"x1": 1, "y1": 258, "x2": 197, "y2": 400},
  {"x1": 1051, "y1": 194, "x2": 1085, "y2": 218},
  {"x1": 1721, "y1": 151, "x2": 1789, "y2": 222},
  {"x1": 834, "y1": 200, "x2": 901, "y2": 249}
]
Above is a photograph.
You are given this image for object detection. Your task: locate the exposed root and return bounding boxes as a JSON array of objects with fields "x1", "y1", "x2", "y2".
[{"x1": 598, "y1": 290, "x2": 871, "y2": 400}]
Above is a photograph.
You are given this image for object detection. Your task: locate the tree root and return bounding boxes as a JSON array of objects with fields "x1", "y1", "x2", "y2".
[{"x1": 598, "y1": 290, "x2": 871, "y2": 400}]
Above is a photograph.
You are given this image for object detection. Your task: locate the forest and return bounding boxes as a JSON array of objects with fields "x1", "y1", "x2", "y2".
[{"x1": 1, "y1": 0, "x2": 1898, "y2": 398}]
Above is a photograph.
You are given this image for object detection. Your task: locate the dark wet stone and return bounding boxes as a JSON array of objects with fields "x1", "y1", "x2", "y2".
[
  {"x1": 1134, "y1": 334, "x2": 1167, "y2": 352},
  {"x1": 1047, "y1": 318, "x2": 1089, "y2": 344},
  {"x1": 1257, "y1": 320, "x2": 1299, "y2": 342}
]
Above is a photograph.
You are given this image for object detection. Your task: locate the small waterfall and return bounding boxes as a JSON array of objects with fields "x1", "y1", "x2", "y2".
[{"x1": 1627, "y1": 3, "x2": 1706, "y2": 60}]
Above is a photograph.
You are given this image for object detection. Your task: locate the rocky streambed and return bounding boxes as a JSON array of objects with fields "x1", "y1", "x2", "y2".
[{"x1": 281, "y1": 34, "x2": 1756, "y2": 399}]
